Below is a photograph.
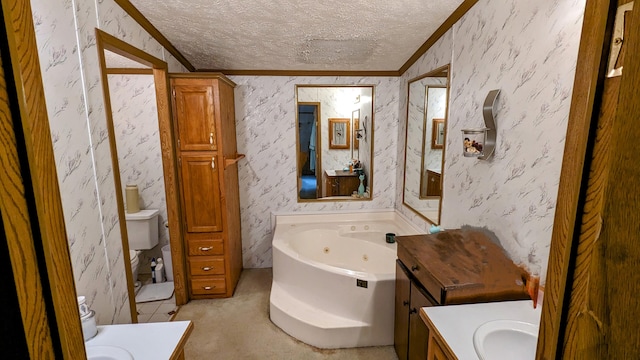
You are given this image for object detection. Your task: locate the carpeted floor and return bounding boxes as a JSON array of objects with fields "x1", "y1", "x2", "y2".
[{"x1": 173, "y1": 268, "x2": 399, "y2": 359}]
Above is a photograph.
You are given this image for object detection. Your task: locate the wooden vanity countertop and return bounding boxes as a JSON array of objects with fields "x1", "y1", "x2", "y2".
[{"x1": 396, "y1": 230, "x2": 529, "y2": 305}]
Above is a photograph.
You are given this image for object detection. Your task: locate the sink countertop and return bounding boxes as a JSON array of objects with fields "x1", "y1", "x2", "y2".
[
  {"x1": 85, "y1": 320, "x2": 193, "y2": 359},
  {"x1": 421, "y1": 300, "x2": 542, "y2": 359},
  {"x1": 325, "y1": 169, "x2": 359, "y2": 177}
]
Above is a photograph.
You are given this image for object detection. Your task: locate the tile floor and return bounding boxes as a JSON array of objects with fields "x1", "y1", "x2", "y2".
[
  {"x1": 135, "y1": 274, "x2": 178, "y2": 323},
  {"x1": 136, "y1": 293, "x2": 178, "y2": 323}
]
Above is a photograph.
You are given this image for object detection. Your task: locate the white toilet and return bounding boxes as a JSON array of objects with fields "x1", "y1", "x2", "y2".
[{"x1": 125, "y1": 209, "x2": 160, "y2": 285}]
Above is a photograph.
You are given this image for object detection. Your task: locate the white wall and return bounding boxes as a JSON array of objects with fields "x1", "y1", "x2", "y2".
[
  {"x1": 396, "y1": 0, "x2": 587, "y2": 281},
  {"x1": 31, "y1": 0, "x2": 187, "y2": 324},
  {"x1": 230, "y1": 76, "x2": 400, "y2": 267}
]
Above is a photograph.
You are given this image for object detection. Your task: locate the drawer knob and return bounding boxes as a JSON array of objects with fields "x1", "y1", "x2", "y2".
[
  {"x1": 403, "y1": 300, "x2": 410, "y2": 306},
  {"x1": 411, "y1": 265, "x2": 419, "y2": 271},
  {"x1": 203, "y1": 286, "x2": 215, "y2": 290},
  {"x1": 202, "y1": 267, "x2": 212, "y2": 271},
  {"x1": 409, "y1": 308, "x2": 417, "y2": 314},
  {"x1": 199, "y1": 246, "x2": 213, "y2": 251}
]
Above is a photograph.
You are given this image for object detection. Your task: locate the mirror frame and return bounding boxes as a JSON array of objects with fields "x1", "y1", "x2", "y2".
[
  {"x1": 402, "y1": 65, "x2": 450, "y2": 224},
  {"x1": 295, "y1": 84, "x2": 375, "y2": 202},
  {"x1": 95, "y1": 29, "x2": 188, "y2": 311},
  {"x1": 431, "y1": 118, "x2": 445, "y2": 149}
]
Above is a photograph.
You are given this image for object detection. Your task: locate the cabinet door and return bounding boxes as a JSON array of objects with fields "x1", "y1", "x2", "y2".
[
  {"x1": 173, "y1": 83, "x2": 217, "y2": 151},
  {"x1": 426, "y1": 170, "x2": 441, "y2": 197},
  {"x1": 428, "y1": 335, "x2": 454, "y2": 360},
  {"x1": 180, "y1": 154, "x2": 223, "y2": 233},
  {"x1": 409, "y1": 282, "x2": 434, "y2": 360},
  {"x1": 394, "y1": 261, "x2": 411, "y2": 360}
]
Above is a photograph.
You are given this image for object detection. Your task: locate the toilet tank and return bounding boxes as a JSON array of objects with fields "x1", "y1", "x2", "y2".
[{"x1": 125, "y1": 209, "x2": 159, "y2": 250}]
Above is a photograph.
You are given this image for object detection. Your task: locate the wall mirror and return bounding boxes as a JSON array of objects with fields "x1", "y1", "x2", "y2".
[
  {"x1": 432, "y1": 119, "x2": 445, "y2": 149},
  {"x1": 296, "y1": 85, "x2": 374, "y2": 201},
  {"x1": 95, "y1": 29, "x2": 187, "y2": 316},
  {"x1": 403, "y1": 65, "x2": 450, "y2": 224}
]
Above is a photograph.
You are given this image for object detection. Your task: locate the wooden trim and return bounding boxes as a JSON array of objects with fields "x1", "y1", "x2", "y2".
[
  {"x1": 199, "y1": 69, "x2": 400, "y2": 77},
  {"x1": 402, "y1": 64, "x2": 450, "y2": 225},
  {"x1": 398, "y1": 0, "x2": 479, "y2": 74},
  {"x1": 1, "y1": 0, "x2": 86, "y2": 356},
  {"x1": 170, "y1": 72, "x2": 237, "y2": 88},
  {"x1": 154, "y1": 68, "x2": 189, "y2": 305},
  {"x1": 96, "y1": 30, "x2": 139, "y2": 323},
  {"x1": 113, "y1": 0, "x2": 195, "y2": 72},
  {"x1": 537, "y1": 0, "x2": 613, "y2": 358},
  {"x1": 106, "y1": 68, "x2": 154, "y2": 75},
  {"x1": 224, "y1": 154, "x2": 246, "y2": 168},
  {"x1": 296, "y1": 101, "x2": 323, "y2": 200},
  {"x1": 96, "y1": 29, "x2": 189, "y2": 307},
  {"x1": 0, "y1": 34, "x2": 56, "y2": 360}
]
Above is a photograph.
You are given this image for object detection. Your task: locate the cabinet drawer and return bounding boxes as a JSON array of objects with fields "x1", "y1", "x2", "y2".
[
  {"x1": 187, "y1": 233, "x2": 224, "y2": 255},
  {"x1": 190, "y1": 276, "x2": 226, "y2": 295},
  {"x1": 189, "y1": 257, "x2": 225, "y2": 276}
]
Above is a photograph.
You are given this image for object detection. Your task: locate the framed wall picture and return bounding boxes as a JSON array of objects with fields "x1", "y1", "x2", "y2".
[
  {"x1": 352, "y1": 109, "x2": 360, "y2": 150},
  {"x1": 329, "y1": 118, "x2": 350, "y2": 149},
  {"x1": 431, "y1": 118, "x2": 445, "y2": 149}
]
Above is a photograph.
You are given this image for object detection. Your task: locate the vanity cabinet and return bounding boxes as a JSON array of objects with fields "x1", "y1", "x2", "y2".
[
  {"x1": 171, "y1": 73, "x2": 243, "y2": 299},
  {"x1": 425, "y1": 322, "x2": 456, "y2": 360},
  {"x1": 323, "y1": 170, "x2": 361, "y2": 196},
  {"x1": 395, "y1": 260, "x2": 437, "y2": 360},
  {"x1": 394, "y1": 230, "x2": 529, "y2": 360}
]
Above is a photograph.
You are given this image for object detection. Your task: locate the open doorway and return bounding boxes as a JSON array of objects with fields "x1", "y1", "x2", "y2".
[
  {"x1": 95, "y1": 29, "x2": 187, "y2": 322},
  {"x1": 297, "y1": 103, "x2": 321, "y2": 199}
]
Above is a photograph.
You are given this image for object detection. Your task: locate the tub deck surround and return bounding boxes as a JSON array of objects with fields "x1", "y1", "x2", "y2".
[{"x1": 270, "y1": 211, "x2": 422, "y2": 349}]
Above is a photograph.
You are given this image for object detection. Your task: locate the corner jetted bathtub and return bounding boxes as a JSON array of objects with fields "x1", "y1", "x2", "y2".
[{"x1": 269, "y1": 211, "x2": 421, "y2": 349}]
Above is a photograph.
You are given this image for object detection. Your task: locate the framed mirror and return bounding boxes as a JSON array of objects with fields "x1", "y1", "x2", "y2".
[
  {"x1": 432, "y1": 118, "x2": 445, "y2": 149},
  {"x1": 352, "y1": 109, "x2": 360, "y2": 150},
  {"x1": 296, "y1": 85, "x2": 374, "y2": 201},
  {"x1": 329, "y1": 118, "x2": 350, "y2": 149},
  {"x1": 403, "y1": 65, "x2": 450, "y2": 224}
]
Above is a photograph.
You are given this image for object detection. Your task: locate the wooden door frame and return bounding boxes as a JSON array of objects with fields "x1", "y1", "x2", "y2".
[
  {"x1": 296, "y1": 101, "x2": 322, "y2": 200},
  {"x1": 1, "y1": 0, "x2": 86, "y2": 356},
  {"x1": 95, "y1": 29, "x2": 188, "y2": 307},
  {"x1": 537, "y1": 0, "x2": 617, "y2": 358}
]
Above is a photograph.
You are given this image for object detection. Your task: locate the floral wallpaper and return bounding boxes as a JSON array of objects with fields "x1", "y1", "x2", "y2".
[
  {"x1": 230, "y1": 76, "x2": 400, "y2": 267},
  {"x1": 396, "y1": 0, "x2": 587, "y2": 282},
  {"x1": 31, "y1": 0, "x2": 187, "y2": 324}
]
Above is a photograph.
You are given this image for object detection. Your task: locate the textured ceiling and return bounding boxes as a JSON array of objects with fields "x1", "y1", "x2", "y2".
[{"x1": 127, "y1": 0, "x2": 464, "y2": 71}]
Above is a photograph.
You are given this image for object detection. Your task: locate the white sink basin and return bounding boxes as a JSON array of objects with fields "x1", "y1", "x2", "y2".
[
  {"x1": 473, "y1": 319, "x2": 538, "y2": 360},
  {"x1": 86, "y1": 345, "x2": 133, "y2": 360}
]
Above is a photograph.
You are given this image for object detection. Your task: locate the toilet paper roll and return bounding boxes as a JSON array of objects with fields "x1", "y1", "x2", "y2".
[{"x1": 125, "y1": 184, "x2": 140, "y2": 213}]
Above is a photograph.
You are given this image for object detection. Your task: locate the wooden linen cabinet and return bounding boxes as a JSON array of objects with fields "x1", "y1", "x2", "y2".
[{"x1": 170, "y1": 73, "x2": 244, "y2": 299}]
